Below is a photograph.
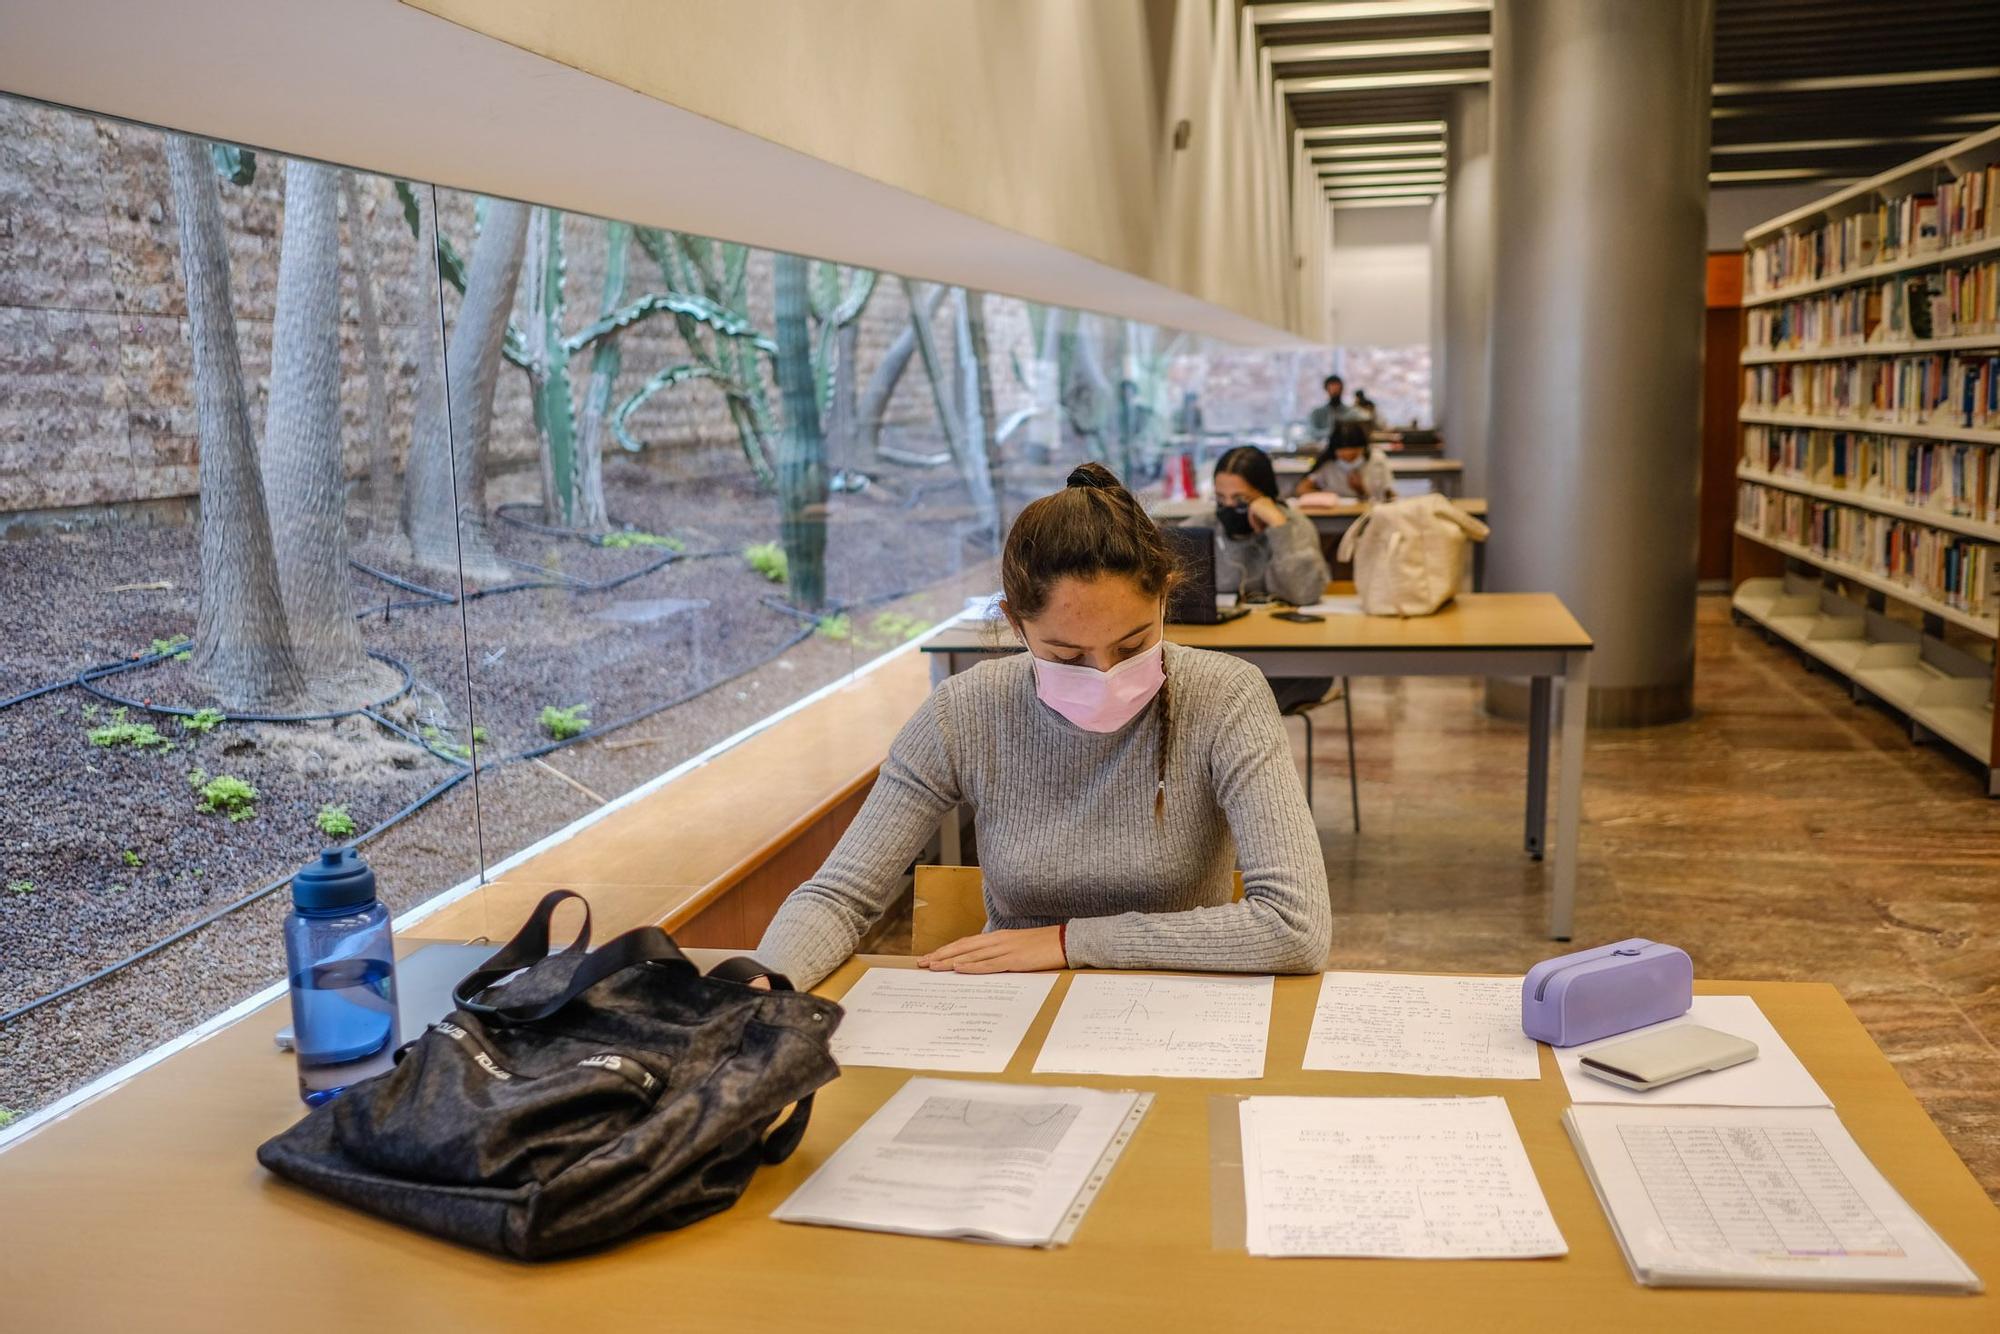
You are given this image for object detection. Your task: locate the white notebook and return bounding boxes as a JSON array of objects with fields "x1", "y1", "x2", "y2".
[
  {"x1": 772, "y1": 1077, "x2": 1149, "y2": 1248},
  {"x1": 1564, "y1": 1104, "x2": 1982, "y2": 1293}
]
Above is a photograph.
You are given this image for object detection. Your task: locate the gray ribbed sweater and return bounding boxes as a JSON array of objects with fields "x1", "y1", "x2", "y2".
[{"x1": 754, "y1": 643, "x2": 1332, "y2": 989}]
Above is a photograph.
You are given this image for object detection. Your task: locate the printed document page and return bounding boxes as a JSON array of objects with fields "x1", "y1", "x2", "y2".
[
  {"x1": 829, "y1": 969, "x2": 1057, "y2": 1073},
  {"x1": 1565, "y1": 1104, "x2": 1981, "y2": 1292},
  {"x1": 1239, "y1": 1096, "x2": 1567, "y2": 1259},
  {"x1": 773, "y1": 1077, "x2": 1143, "y2": 1247},
  {"x1": 1033, "y1": 974, "x2": 1274, "y2": 1079},
  {"x1": 1557, "y1": 995, "x2": 1830, "y2": 1107},
  {"x1": 1302, "y1": 972, "x2": 1541, "y2": 1080}
]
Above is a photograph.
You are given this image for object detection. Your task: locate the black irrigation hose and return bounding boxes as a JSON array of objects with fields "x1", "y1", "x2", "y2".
[
  {"x1": 0, "y1": 769, "x2": 473, "y2": 1031},
  {"x1": 0, "y1": 675, "x2": 83, "y2": 712},
  {"x1": 0, "y1": 602, "x2": 827, "y2": 1029},
  {"x1": 77, "y1": 649, "x2": 417, "y2": 724}
]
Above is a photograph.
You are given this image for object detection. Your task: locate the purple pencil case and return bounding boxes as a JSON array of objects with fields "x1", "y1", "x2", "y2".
[{"x1": 1520, "y1": 938, "x2": 1692, "y2": 1047}]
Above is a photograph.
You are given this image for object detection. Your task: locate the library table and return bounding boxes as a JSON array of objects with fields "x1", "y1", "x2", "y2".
[
  {"x1": 1151, "y1": 495, "x2": 1491, "y2": 588},
  {"x1": 0, "y1": 954, "x2": 1990, "y2": 1334},
  {"x1": 924, "y1": 594, "x2": 1592, "y2": 938},
  {"x1": 1273, "y1": 452, "x2": 1466, "y2": 496}
]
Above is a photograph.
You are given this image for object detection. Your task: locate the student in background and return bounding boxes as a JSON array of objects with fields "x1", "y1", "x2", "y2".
[
  {"x1": 1351, "y1": 389, "x2": 1379, "y2": 426},
  {"x1": 1210, "y1": 445, "x2": 1335, "y2": 714},
  {"x1": 754, "y1": 463, "x2": 1331, "y2": 988},
  {"x1": 1306, "y1": 373, "x2": 1351, "y2": 438},
  {"x1": 1297, "y1": 419, "x2": 1395, "y2": 502},
  {"x1": 1211, "y1": 445, "x2": 1329, "y2": 607},
  {"x1": 1173, "y1": 389, "x2": 1205, "y2": 435}
]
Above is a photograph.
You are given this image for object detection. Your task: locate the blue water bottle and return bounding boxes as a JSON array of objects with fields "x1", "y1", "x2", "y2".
[{"x1": 283, "y1": 849, "x2": 399, "y2": 1106}]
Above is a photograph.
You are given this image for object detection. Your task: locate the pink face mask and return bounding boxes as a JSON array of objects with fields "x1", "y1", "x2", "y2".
[{"x1": 1030, "y1": 638, "x2": 1166, "y2": 733}]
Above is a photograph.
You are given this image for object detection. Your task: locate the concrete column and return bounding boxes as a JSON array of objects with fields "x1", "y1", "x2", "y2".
[
  {"x1": 1442, "y1": 85, "x2": 1493, "y2": 496},
  {"x1": 1487, "y1": 0, "x2": 1713, "y2": 725}
]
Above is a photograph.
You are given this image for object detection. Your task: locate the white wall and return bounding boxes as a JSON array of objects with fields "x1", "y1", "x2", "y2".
[{"x1": 1327, "y1": 205, "x2": 1434, "y2": 347}]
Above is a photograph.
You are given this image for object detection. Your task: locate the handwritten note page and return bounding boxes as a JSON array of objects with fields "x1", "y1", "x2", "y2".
[
  {"x1": 1565, "y1": 1104, "x2": 1981, "y2": 1292},
  {"x1": 1239, "y1": 1096, "x2": 1567, "y2": 1259},
  {"x1": 1556, "y1": 995, "x2": 1830, "y2": 1107},
  {"x1": 1303, "y1": 973, "x2": 1542, "y2": 1080},
  {"x1": 1032, "y1": 974, "x2": 1274, "y2": 1079},
  {"x1": 830, "y1": 969, "x2": 1058, "y2": 1073},
  {"x1": 772, "y1": 1076, "x2": 1143, "y2": 1247}
]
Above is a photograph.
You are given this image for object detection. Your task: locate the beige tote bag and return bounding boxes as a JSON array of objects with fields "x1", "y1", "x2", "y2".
[{"x1": 1335, "y1": 493, "x2": 1491, "y2": 617}]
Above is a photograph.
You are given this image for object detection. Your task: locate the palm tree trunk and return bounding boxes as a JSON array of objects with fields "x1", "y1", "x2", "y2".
[
  {"x1": 340, "y1": 172, "x2": 396, "y2": 539},
  {"x1": 164, "y1": 134, "x2": 306, "y2": 711},
  {"x1": 265, "y1": 158, "x2": 371, "y2": 695},
  {"x1": 404, "y1": 194, "x2": 527, "y2": 579}
]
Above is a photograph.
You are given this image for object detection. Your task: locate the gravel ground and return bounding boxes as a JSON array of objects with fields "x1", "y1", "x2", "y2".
[{"x1": 0, "y1": 447, "x2": 1022, "y2": 1119}]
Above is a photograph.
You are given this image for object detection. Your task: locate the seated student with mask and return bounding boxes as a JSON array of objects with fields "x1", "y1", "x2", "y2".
[
  {"x1": 1210, "y1": 445, "x2": 1335, "y2": 714},
  {"x1": 1296, "y1": 419, "x2": 1395, "y2": 503},
  {"x1": 753, "y1": 463, "x2": 1331, "y2": 989}
]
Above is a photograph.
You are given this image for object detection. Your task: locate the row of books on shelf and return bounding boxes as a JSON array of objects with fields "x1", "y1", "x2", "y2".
[
  {"x1": 1745, "y1": 159, "x2": 2000, "y2": 296},
  {"x1": 1745, "y1": 258, "x2": 1999, "y2": 352},
  {"x1": 1741, "y1": 426, "x2": 2000, "y2": 526},
  {"x1": 1749, "y1": 164, "x2": 2000, "y2": 293},
  {"x1": 1737, "y1": 482, "x2": 2000, "y2": 618},
  {"x1": 1742, "y1": 351, "x2": 2000, "y2": 430}
]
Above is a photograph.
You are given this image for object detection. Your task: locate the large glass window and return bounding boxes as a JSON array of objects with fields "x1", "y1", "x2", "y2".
[{"x1": 0, "y1": 94, "x2": 1430, "y2": 1125}]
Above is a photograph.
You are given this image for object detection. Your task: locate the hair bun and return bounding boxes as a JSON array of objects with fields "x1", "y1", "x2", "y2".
[{"x1": 1066, "y1": 462, "x2": 1120, "y2": 491}]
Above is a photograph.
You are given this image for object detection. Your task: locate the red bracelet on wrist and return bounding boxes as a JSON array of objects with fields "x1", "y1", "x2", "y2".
[{"x1": 1058, "y1": 921, "x2": 1069, "y2": 966}]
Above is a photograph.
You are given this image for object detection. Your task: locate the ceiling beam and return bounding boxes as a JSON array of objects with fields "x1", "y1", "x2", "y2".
[
  {"x1": 1281, "y1": 69, "x2": 1489, "y2": 94},
  {"x1": 1713, "y1": 66, "x2": 2000, "y2": 96},
  {"x1": 1297, "y1": 121, "x2": 1444, "y2": 144},
  {"x1": 1332, "y1": 196, "x2": 1440, "y2": 210},
  {"x1": 1252, "y1": 1, "x2": 1489, "y2": 24},
  {"x1": 1311, "y1": 141, "x2": 1445, "y2": 159},
  {"x1": 1710, "y1": 133, "x2": 1964, "y2": 155},
  {"x1": 1326, "y1": 182, "x2": 1444, "y2": 199},
  {"x1": 1316, "y1": 170, "x2": 1444, "y2": 187},
  {"x1": 1320, "y1": 159, "x2": 1446, "y2": 176},
  {"x1": 1264, "y1": 35, "x2": 1490, "y2": 63}
]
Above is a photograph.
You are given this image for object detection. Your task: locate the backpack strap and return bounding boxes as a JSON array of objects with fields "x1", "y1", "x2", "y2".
[
  {"x1": 1335, "y1": 510, "x2": 1372, "y2": 563},
  {"x1": 702, "y1": 954, "x2": 817, "y2": 1162},
  {"x1": 453, "y1": 889, "x2": 694, "y2": 1023}
]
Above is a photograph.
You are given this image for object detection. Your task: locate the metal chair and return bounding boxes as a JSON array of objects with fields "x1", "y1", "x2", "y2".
[{"x1": 1283, "y1": 679, "x2": 1360, "y2": 832}]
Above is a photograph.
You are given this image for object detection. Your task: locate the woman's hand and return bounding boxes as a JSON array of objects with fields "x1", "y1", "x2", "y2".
[
  {"x1": 1248, "y1": 496, "x2": 1288, "y2": 531},
  {"x1": 919, "y1": 926, "x2": 1067, "y2": 974}
]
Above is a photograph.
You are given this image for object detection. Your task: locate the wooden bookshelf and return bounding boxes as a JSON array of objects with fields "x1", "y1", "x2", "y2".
[{"x1": 1733, "y1": 123, "x2": 2000, "y2": 795}]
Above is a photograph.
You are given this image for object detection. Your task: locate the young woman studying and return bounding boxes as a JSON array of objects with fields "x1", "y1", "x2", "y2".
[
  {"x1": 753, "y1": 463, "x2": 1332, "y2": 990},
  {"x1": 1296, "y1": 418, "x2": 1395, "y2": 502},
  {"x1": 1211, "y1": 444, "x2": 1331, "y2": 608},
  {"x1": 1210, "y1": 445, "x2": 1337, "y2": 715}
]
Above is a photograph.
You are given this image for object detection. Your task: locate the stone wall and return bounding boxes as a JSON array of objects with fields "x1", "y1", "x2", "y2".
[{"x1": 1, "y1": 95, "x2": 1428, "y2": 518}]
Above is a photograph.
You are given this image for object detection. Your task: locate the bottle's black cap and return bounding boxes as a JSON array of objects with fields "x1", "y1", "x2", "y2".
[{"x1": 290, "y1": 848, "x2": 377, "y2": 915}]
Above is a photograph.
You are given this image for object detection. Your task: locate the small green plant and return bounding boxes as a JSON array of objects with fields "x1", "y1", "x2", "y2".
[
  {"x1": 81, "y1": 702, "x2": 99, "y2": 721},
  {"x1": 421, "y1": 723, "x2": 477, "y2": 760},
  {"x1": 601, "y1": 530, "x2": 685, "y2": 551},
  {"x1": 539, "y1": 703, "x2": 591, "y2": 741},
  {"x1": 88, "y1": 708, "x2": 169, "y2": 751},
  {"x1": 107, "y1": 883, "x2": 126, "y2": 894},
  {"x1": 120, "y1": 849, "x2": 142, "y2": 867},
  {"x1": 472, "y1": 726, "x2": 489, "y2": 744},
  {"x1": 151, "y1": 634, "x2": 193, "y2": 662},
  {"x1": 744, "y1": 541, "x2": 788, "y2": 584},
  {"x1": 6, "y1": 880, "x2": 33, "y2": 896},
  {"x1": 0, "y1": 1107, "x2": 20, "y2": 1130},
  {"x1": 182, "y1": 708, "x2": 225, "y2": 736},
  {"x1": 315, "y1": 803, "x2": 357, "y2": 838},
  {"x1": 815, "y1": 613, "x2": 853, "y2": 642},
  {"x1": 869, "y1": 611, "x2": 932, "y2": 643},
  {"x1": 189, "y1": 769, "x2": 258, "y2": 822}
]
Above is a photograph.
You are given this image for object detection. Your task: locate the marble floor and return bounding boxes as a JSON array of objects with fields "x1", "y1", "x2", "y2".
[{"x1": 1301, "y1": 593, "x2": 2000, "y2": 1202}]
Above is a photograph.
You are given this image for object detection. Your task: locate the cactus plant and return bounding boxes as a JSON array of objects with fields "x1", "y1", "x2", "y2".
[{"x1": 775, "y1": 253, "x2": 828, "y2": 610}]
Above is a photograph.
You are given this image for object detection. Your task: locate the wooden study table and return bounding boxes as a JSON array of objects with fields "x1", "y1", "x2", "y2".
[
  {"x1": 924, "y1": 594, "x2": 1593, "y2": 938},
  {"x1": 1151, "y1": 495, "x2": 1490, "y2": 589},
  {"x1": 1273, "y1": 452, "x2": 1466, "y2": 497},
  {"x1": 0, "y1": 949, "x2": 1991, "y2": 1333}
]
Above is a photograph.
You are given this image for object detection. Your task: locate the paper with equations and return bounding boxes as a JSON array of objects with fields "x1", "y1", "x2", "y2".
[
  {"x1": 1032, "y1": 973, "x2": 1274, "y2": 1079},
  {"x1": 1239, "y1": 1096, "x2": 1567, "y2": 1259},
  {"x1": 772, "y1": 1077, "x2": 1150, "y2": 1247},
  {"x1": 1556, "y1": 995, "x2": 1830, "y2": 1107},
  {"x1": 829, "y1": 969, "x2": 1057, "y2": 1072},
  {"x1": 1564, "y1": 1104, "x2": 1982, "y2": 1293},
  {"x1": 1302, "y1": 972, "x2": 1541, "y2": 1080}
]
